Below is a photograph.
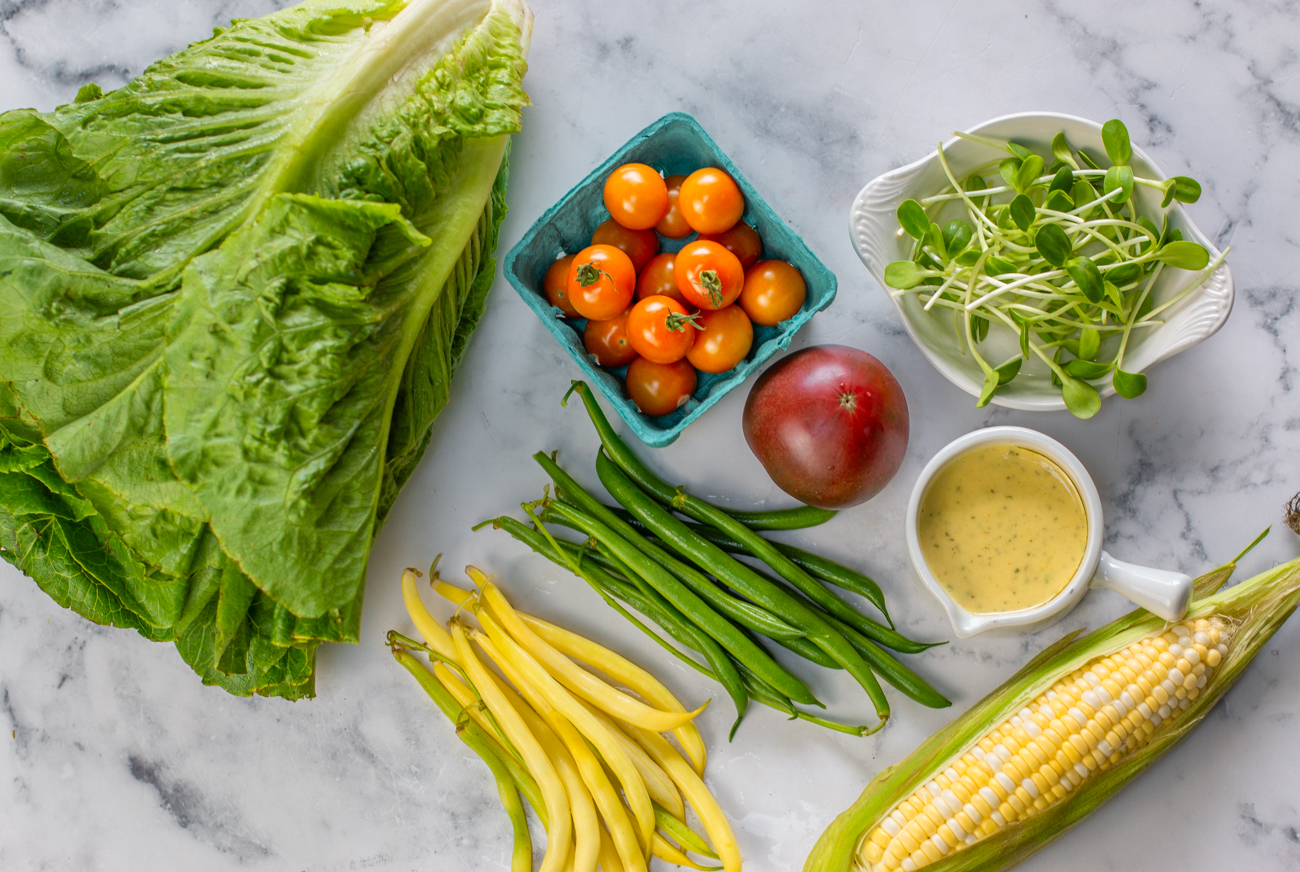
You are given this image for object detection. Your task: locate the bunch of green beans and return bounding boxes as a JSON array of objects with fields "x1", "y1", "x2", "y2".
[{"x1": 476, "y1": 381, "x2": 949, "y2": 738}]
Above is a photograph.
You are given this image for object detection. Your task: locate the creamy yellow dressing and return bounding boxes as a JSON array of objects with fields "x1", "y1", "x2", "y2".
[{"x1": 918, "y1": 443, "x2": 1087, "y2": 614}]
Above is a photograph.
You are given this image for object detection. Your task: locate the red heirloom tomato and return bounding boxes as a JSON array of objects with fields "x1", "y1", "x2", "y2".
[
  {"x1": 567, "y1": 244, "x2": 636, "y2": 320},
  {"x1": 626, "y1": 295, "x2": 699, "y2": 364},
  {"x1": 583, "y1": 309, "x2": 638, "y2": 367},
  {"x1": 603, "y1": 163, "x2": 669, "y2": 230},
  {"x1": 674, "y1": 240, "x2": 744, "y2": 310},
  {"x1": 678, "y1": 168, "x2": 744, "y2": 234},
  {"x1": 739, "y1": 260, "x2": 806, "y2": 326},
  {"x1": 543, "y1": 253, "x2": 579, "y2": 317},
  {"x1": 686, "y1": 305, "x2": 752, "y2": 374},
  {"x1": 699, "y1": 221, "x2": 762, "y2": 271},
  {"x1": 635, "y1": 252, "x2": 686, "y2": 304},
  {"x1": 591, "y1": 218, "x2": 659, "y2": 273},
  {"x1": 626, "y1": 357, "x2": 697, "y2": 417},
  {"x1": 655, "y1": 174, "x2": 692, "y2": 239},
  {"x1": 742, "y1": 345, "x2": 909, "y2": 509}
]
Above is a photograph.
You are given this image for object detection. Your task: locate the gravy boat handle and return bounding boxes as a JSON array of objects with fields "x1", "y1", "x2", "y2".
[{"x1": 1090, "y1": 551, "x2": 1193, "y2": 621}]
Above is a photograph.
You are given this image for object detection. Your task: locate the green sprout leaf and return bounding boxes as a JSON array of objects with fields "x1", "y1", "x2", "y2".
[
  {"x1": 1078, "y1": 148, "x2": 1102, "y2": 170},
  {"x1": 1006, "y1": 141, "x2": 1034, "y2": 161},
  {"x1": 987, "y1": 255, "x2": 1017, "y2": 276},
  {"x1": 942, "y1": 219, "x2": 974, "y2": 257},
  {"x1": 1034, "y1": 223, "x2": 1072, "y2": 268},
  {"x1": 1051, "y1": 131, "x2": 1078, "y2": 169},
  {"x1": 1072, "y1": 179, "x2": 1096, "y2": 209},
  {"x1": 1170, "y1": 175, "x2": 1201, "y2": 204},
  {"x1": 1113, "y1": 368, "x2": 1148, "y2": 399},
  {"x1": 1048, "y1": 166, "x2": 1074, "y2": 194},
  {"x1": 1078, "y1": 326, "x2": 1100, "y2": 361},
  {"x1": 973, "y1": 314, "x2": 990, "y2": 343},
  {"x1": 927, "y1": 221, "x2": 946, "y2": 257},
  {"x1": 999, "y1": 158, "x2": 1022, "y2": 189},
  {"x1": 896, "y1": 199, "x2": 930, "y2": 240},
  {"x1": 1156, "y1": 240, "x2": 1210, "y2": 270},
  {"x1": 1106, "y1": 262, "x2": 1142, "y2": 286},
  {"x1": 1009, "y1": 194, "x2": 1037, "y2": 232},
  {"x1": 1045, "y1": 189, "x2": 1075, "y2": 213},
  {"x1": 1101, "y1": 118, "x2": 1131, "y2": 166},
  {"x1": 1061, "y1": 375, "x2": 1102, "y2": 419},
  {"x1": 1104, "y1": 165, "x2": 1135, "y2": 203},
  {"x1": 977, "y1": 368, "x2": 999, "y2": 407},
  {"x1": 1066, "y1": 255, "x2": 1104, "y2": 303},
  {"x1": 1065, "y1": 359, "x2": 1111, "y2": 380},
  {"x1": 884, "y1": 261, "x2": 929, "y2": 289},
  {"x1": 996, "y1": 357, "x2": 1022, "y2": 384},
  {"x1": 954, "y1": 250, "x2": 982, "y2": 267},
  {"x1": 1160, "y1": 180, "x2": 1177, "y2": 209},
  {"x1": 1014, "y1": 155, "x2": 1045, "y2": 192}
]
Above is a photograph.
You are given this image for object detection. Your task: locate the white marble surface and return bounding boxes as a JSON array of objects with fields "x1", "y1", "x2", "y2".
[{"x1": 3, "y1": 0, "x2": 1300, "y2": 869}]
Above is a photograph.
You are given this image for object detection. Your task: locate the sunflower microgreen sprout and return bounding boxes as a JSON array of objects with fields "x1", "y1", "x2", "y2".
[{"x1": 883, "y1": 119, "x2": 1227, "y2": 418}]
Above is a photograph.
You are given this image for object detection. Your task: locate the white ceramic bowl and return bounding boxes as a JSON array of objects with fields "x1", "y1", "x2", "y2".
[
  {"x1": 849, "y1": 112, "x2": 1234, "y2": 412},
  {"x1": 906, "y1": 427, "x2": 1194, "y2": 638}
]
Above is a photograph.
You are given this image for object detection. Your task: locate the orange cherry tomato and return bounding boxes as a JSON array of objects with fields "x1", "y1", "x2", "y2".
[
  {"x1": 655, "y1": 174, "x2": 692, "y2": 239},
  {"x1": 626, "y1": 295, "x2": 699, "y2": 364},
  {"x1": 567, "y1": 244, "x2": 636, "y2": 320},
  {"x1": 699, "y1": 221, "x2": 762, "y2": 271},
  {"x1": 544, "y1": 254, "x2": 579, "y2": 317},
  {"x1": 603, "y1": 163, "x2": 669, "y2": 230},
  {"x1": 740, "y1": 260, "x2": 807, "y2": 326},
  {"x1": 583, "y1": 308, "x2": 638, "y2": 368},
  {"x1": 625, "y1": 357, "x2": 697, "y2": 417},
  {"x1": 591, "y1": 218, "x2": 659, "y2": 273},
  {"x1": 686, "y1": 305, "x2": 753, "y2": 374},
  {"x1": 636, "y1": 253, "x2": 686, "y2": 304},
  {"x1": 674, "y1": 240, "x2": 744, "y2": 311},
  {"x1": 678, "y1": 167, "x2": 744, "y2": 234}
]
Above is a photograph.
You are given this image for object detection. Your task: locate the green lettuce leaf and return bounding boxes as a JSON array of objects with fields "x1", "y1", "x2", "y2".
[{"x1": 0, "y1": 0, "x2": 530, "y2": 697}]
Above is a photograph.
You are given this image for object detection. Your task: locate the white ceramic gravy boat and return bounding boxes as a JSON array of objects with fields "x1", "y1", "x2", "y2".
[{"x1": 905, "y1": 426, "x2": 1193, "y2": 638}]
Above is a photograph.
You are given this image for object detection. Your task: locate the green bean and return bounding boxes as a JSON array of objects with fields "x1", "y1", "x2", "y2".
[
  {"x1": 563, "y1": 380, "x2": 836, "y2": 528},
  {"x1": 574, "y1": 545, "x2": 750, "y2": 722},
  {"x1": 595, "y1": 451, "x2": 890, "y2": 725},
  {"x1": 773, "y1": 634, "x2": 842, "y2": 670},
  {"x1": 391, "y1": 644, "x2": 543, "y2": 862},
  {"x1": 480, "y1": 516, "x2": 721, "y2": 687},
  {"x1": 543, "y1": 499, "x2": 820, "y2": 708},
  {"x1": 484, "y1": 515, "x2": 878, "y2": 736},
  {"x1": 734, "y1": 662, "x2": 881, "y2": 737},
  {"x1": 737, "y1": 563, "x2": 951, "y2": 708},
  {"x1": 723, "y1": 505, "x2": 838, "y2": 530},
  {"x1": 613, "y1": 506, "x2": 893, "y2": 628},
  {"x1": 567, "y1": 380, "x2": 910, "y2": 647},
  {"x1": 535, "y1": 453, "x2": 804, "y2": 642}
]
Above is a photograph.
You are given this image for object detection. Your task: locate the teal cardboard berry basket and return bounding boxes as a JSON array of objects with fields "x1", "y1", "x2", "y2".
[{"x1": 504, "y1": 112, "x2": 836, "y2": 448}]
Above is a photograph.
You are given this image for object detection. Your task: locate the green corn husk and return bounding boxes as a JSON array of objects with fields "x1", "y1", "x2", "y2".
[{"x1": 805, "y1": 554, "x2": 1300, "y2": 872}]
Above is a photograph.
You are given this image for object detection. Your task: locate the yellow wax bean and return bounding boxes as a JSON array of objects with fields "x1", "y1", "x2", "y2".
[
  {"x1": 516, "y1": 611, "x2": 707, "y2": 774},
  {"x1": 451, "y1": 622, "x2": 572, "y2": 872},
  {"x1": 482, "y1": 583, "x2": 704, "y2": 732},
  {"x1": 581, "y1": 702, "x2": 685, "y2": 821},
  {"x1": 630, "y1": 727, "x2": 741, "y2": 872},
  {"x1": 474, "y1": 623, "x2": 657, "y2": 852},
  {"x1": 401, "y1": 568, "x2": 456, "y2": 660},
  {"x1": 476, "y1": 623, "x2": 646, "y2": 872},
  {"x1": 598, "y1": 824, "x2": 626, "y2": 872}
]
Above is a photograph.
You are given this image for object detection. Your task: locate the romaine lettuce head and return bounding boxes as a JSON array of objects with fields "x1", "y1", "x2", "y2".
[{"x1": 0, "y1": 0, "x2": 531, "y2": 698}]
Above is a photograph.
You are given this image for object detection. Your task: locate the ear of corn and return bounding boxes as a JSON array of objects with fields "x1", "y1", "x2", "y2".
[{"x1": 805, "y1": 554, "x2": 1300, "y2": 872}]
